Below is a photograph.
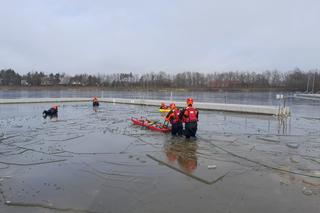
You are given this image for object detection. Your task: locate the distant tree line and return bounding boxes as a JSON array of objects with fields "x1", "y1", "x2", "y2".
[{"x1": 0, "y1": 68, "x2": 319, "y2": 92}]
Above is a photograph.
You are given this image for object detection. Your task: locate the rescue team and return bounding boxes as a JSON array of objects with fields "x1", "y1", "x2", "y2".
[
  {"x1": 43, "y1": 97, "x2": 199, "y2": 138},
  {"x1": 165, "y1": 98, "x2": 199, "y2": 139}
]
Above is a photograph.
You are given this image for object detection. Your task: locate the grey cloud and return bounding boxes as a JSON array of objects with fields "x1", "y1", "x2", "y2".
[{"x1": 0, "y1": 0, "x2": 319, "y2": 74}]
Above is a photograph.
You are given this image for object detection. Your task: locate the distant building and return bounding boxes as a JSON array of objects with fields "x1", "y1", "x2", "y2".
[
  {"x1": 59, "y1": 76, "x2": 70, "y2": 85},
  {"x1": 70, "y1": 81, "x2": 82, "y2": 86},
  {"x1": 41, "y1": 77, "x2": 54, "y2": 86},
  {"x1": 0, "y1": 78, "x2": 2, "y2": 85},
  {"x1": 21, "y1": 79, "x2": 29, "y2": 86}
]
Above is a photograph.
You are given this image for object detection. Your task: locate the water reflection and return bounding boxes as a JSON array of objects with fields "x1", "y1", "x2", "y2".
[
  {"x1": 277, "y1": 117, "x2": 290, "y2": 135},
  {"x1": 164, "y1": 140, "x2": 198, "y2": 173},
  {"x1": 93, "y1": 106, "x2": 99, "y2": 112}
]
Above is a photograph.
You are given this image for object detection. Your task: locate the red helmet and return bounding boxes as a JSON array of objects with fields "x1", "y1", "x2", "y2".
[
  {"x1": 161, "y1": 102, "x2": 166, "y2": 106},
  {"x1": 52, "y1": 105, "x2": 58, "y2": 109},
  {"x1": 186, "y1": 97, "x2": 193, "y2": 105},
  {"x1": 170, "y1": 103, "x2": 176, "y2": 109}
]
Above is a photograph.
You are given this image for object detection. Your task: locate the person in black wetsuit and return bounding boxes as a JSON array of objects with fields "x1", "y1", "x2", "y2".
[
  {"x1": 93, "y1": 96, "x2": 99, "y2": 107},
  {"x1": 43, "y1": 105, "x2": 58, "y2": 118},
  {"x1": 165, "y1": 103, "x2": 183, "y2": 136},
  {"x1": 179, "y1": 98, "x2": 199, "y2": 139}
]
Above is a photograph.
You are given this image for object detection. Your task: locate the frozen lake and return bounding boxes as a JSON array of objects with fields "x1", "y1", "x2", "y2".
[{"x1": 0, "y1": 90, "x2": 319, "y2": 213}]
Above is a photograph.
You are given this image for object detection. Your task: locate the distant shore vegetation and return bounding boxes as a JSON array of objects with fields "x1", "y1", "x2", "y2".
[{"x1": 0, "y1": 68, "x2": 319, "y2": 92}]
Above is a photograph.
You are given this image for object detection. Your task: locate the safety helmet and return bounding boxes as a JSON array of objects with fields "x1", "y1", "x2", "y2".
[
  {"x1": 52, "y1": 105, "x2": 58, "y2": 109},
  {"x1": 161, "y1": 102, "x2": 166, "y2": 106},
  {"x1": 170, "y1": 103, "x2": 176, "y2": 109},
  {"x1": 186, "y1": 97, "x2": 193, "y2": 105}
]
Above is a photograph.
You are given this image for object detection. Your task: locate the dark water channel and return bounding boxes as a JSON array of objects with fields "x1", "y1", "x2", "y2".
[{"x1": 0, "y1": 90, "x2": 319, "y2": 213}]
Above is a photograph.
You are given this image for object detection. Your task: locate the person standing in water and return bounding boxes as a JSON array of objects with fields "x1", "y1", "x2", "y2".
[
  {"x1": 92, "y1": 96, "x2": 99, "y2": 107},
  {"x1": 180, "y1": 98, "x2": 199, "y2": 139},
  {"x1": 165, "y1": 103, "x2": 183, "y2": 136}
]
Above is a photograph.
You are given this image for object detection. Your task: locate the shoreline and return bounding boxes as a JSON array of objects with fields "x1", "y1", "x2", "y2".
[{"x1": 0, "y1": 86, "x2": 292, "y2": 92}]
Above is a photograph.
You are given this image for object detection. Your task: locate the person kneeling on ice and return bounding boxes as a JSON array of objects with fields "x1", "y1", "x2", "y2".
[
  {"x1": 43, "y1": 105, "x2": 58, "y2": 118},
  {"x1": 165, "y1": 103, "x2": 183, "y2": 136},
  {"x1": 92, "y1": 96, "x2": 99, "y2": 107},
  {"x1": 159, "y1": 102, "x2": 168, "y2": 109},
  {"x1": 180, "y1": 98, "x2": 199, "y2": 139}
]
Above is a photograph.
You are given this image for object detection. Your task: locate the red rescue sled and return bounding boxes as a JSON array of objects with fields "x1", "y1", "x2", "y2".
[{"x1": 131, "y1": 117, "x2": 171, "y2": 133}]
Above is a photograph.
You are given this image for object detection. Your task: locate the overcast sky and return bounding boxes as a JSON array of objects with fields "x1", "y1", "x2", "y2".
[{"x1": 0, "y1": 0, "x2": 319, "y2": 74}]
